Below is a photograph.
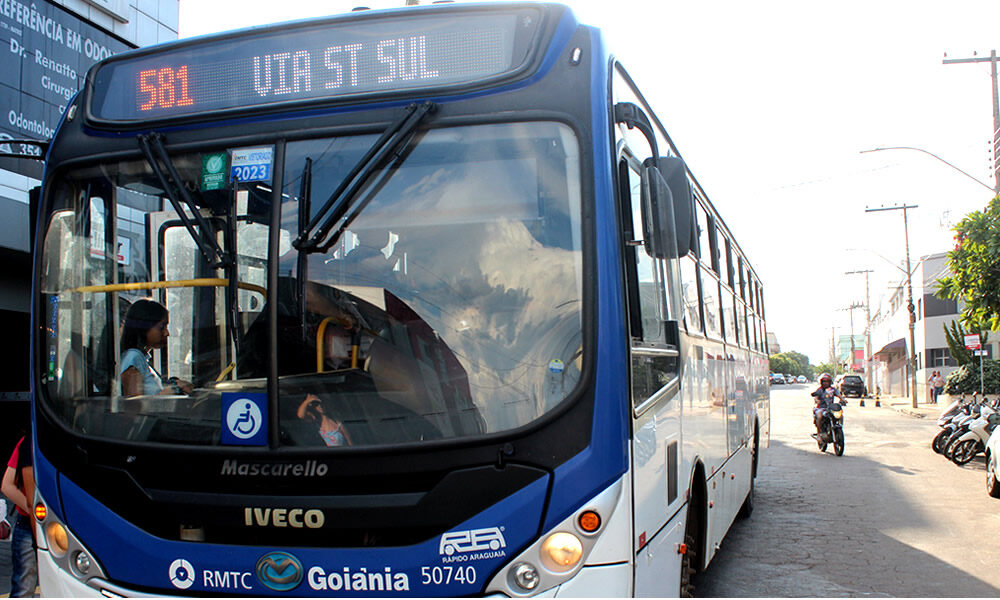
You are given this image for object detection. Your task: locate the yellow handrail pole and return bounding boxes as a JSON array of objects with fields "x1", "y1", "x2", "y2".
[
  {"x1": 316, "y1": 316, "x2": 336, "y2": 373},
  {"x1": 216, "y1": 362, "x2": 236, "y2": 382},
  {"x1": 70, "y1": 278, "x2": 266, "y2": 296}
]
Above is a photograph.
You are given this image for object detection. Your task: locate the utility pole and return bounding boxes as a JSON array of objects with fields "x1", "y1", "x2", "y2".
[
  {"x1": 829, "y1": 326, "x2": 837, "y2": 367},
  {"x1": 865, "y1": 204, "x2": 920, "y2": 408},
  {"x1": 943, "y1": 50, "x2": 1000, "y2": 194},
  {"x1": 846, "y1": 269, "x2": 874, "y2": 402}
]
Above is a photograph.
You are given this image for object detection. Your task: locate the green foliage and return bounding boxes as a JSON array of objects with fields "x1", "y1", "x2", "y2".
[
  {"x1": 938, "y1": 195, "x2": 1000, "y2": 331},
  {"x1": 813, "y1": 362, "x2": 841, "y2": 377},
  {"x1": 769, "y1": 351, "x2": 813, "y2": 378},
  {"x1": 942, "y1": 320, "x2": 989, "y2": 366},
  {"x1": 768, "y1": 354, "x2": 796, "y2": 376},
  {"x1": 943, "y1": 359, "x2": 1000, "y2": 395}
]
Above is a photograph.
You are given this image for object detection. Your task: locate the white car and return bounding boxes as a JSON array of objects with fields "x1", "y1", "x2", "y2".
[
  {"x1": 986, "y1": 427, "x2": 1000, "y2": 497},
  {"x1": 796, "y1": 375, "x2": 807, "y2": 383}
]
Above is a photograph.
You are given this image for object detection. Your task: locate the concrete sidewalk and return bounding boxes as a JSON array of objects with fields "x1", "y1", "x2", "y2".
[{"x1": 878, "y1": 394, "x2": 944, "y2": 419}]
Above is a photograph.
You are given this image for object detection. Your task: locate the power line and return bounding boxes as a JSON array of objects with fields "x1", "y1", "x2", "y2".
[{"x1": 943, "y1": 50, "x2": 1000, "y2": 194}]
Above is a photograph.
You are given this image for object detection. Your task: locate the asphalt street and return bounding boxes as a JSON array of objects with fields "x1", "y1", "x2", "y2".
[{"x1": 694, "y1": 384, "x2": 1000, "y2": 597}]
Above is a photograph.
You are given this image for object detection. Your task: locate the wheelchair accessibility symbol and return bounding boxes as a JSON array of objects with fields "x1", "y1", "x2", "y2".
[{"x1": 226, "y1": 398, "x2": 263, "y2": 440}]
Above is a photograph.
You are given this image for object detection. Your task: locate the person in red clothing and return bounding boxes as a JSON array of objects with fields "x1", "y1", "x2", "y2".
[{"x1": 2, "y1": 433, "x2": 36, "y2": 597}]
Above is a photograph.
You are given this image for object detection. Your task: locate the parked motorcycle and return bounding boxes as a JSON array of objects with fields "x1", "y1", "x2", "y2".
[
  {"x1": 939, "y1": 396, "x2": 992, "y2": 456},
  {"x1": 933, "y1": 396, "x2": 977, "y2": 454},
  {"x1": 814, "y1": 401, "x2": 846, "y2": 456},
  {"x1": 949, "y1": 403, "x2": 1000, "y2": 465}
]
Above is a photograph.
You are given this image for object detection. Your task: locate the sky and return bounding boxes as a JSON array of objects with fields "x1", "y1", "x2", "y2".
[{"x1": 180, "y1": 0, "x2": 1000, "y2": 365}]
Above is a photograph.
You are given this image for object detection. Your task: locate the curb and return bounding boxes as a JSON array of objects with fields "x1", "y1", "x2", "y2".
[{"x1": 893, "y1": 407, "x2": 927, "y2": 419}]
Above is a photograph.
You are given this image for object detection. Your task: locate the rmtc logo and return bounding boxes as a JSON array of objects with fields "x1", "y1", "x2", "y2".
[{"x1": 439, "y1": 527, "x2": 506, "y2": 556}]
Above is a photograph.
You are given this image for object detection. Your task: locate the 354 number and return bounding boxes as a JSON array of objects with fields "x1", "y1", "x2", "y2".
[{"x1": 138, "y1": 66, "x2": 194, "y2": 111}]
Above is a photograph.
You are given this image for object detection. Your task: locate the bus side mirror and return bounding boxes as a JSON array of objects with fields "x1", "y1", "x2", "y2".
[
  {"x1": 639, "y1": 161, "x2": 676, "y2": 260},
  {"x1": 654, "y1": 156, "x2": 695, "y2": 258},
  {"x1": 640, "y1": 157, "x2": 695, "y2": 259}
]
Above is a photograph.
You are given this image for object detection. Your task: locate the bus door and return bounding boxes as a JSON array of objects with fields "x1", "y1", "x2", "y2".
[{"x1": 148, "y1": 188, "x2": 269, "y2": 386}]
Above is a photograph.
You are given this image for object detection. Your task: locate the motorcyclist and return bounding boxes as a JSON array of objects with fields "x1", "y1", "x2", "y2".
[{"x1": 811, "y1": 373, "x2": 843, "y2": 437}]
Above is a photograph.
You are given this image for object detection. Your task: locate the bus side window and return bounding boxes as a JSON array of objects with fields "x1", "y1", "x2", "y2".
[
  {"x1": 700, "y1": 268, "x2": 721, "y2": 340},
  {"x1": 623, "y1": 160, "x2": 665, "y2": 343},
  {"x1": 680, "y1": 255, "x2": 702, "y2": 334}
]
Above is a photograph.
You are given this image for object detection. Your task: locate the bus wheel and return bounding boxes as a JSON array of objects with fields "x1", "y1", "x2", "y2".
[
  {"x1": 737, "y1": 474, "x2": 754, "y2": 519},
  {"x1": 679, "y1": 531, "x2": 697, "y2": 597},
  {"x1": 738, "y1": 435, "x2": 756, "y2": 519}
]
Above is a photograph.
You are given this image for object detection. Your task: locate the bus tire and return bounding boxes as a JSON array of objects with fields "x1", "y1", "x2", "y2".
[
  {"x1": 737, "y1": 476, "x2": 754, "y2": 519},
  {"x1": 738, "y1": 425, "x2": 758, "y2": 519},
  {"x1": 679, "y1": 530, "x2": 697, "y2": 598},
  {"x1": 681, "y1": 466, "x2": 706, "y2": 597}
]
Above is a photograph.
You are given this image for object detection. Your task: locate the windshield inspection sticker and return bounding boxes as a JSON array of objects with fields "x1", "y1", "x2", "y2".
[
  {"x1": 230, "y1": 146, "x2": 274, "y2": 183},
  {"x1": 222, "y1": 392, "x2": 268, "y2": 446},
  {"x1": 201, "y1": 152, "x2": 227, "y2": 191}
]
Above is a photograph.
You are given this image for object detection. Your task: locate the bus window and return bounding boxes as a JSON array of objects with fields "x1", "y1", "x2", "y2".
[
  {"x1": 627, "y1": 161, "x2": 665, "y2": 342},
  {"x1": 718, "y1": 233, "x2": 730, "y2": 289},
  {"x1": 701, "y1": 269, "x2": 721, "y2": 339},
  {"x1": 695, "y1": 200, "x2": 712, "y2": 267},
  {"x1": 738, "y1": 299, "x2": 749, "y2": 348},
  {"x1": 707, "y1": 214, "x2": 720, "y2": 275},
  {"x1": 277, "y1": 121, "x2": 584, "y2": 446},
  {"x1": 37, "y1": 153, "x2": 277, "y2": 444},
  {"x1": 680, "y1": 256, "x2": 702, "y2": 334},
  {"x1": 737, "y1": 255, "x2": 746, "y2": 301},
  {"x1": 724, "y1": 291, "x2": 737, "y2": 345}
]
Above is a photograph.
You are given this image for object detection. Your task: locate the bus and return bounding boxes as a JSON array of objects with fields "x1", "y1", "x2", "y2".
[{"x1": 28, "y1": 2, "x2": 769, "y2": 596}]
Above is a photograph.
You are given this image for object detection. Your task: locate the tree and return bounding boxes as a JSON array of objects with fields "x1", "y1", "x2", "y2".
[
  {"x1": 944, "y1": 359, "x2": 1000, "y2": 395},
  {"x1": 769, "y1": 354, "x2": 796, "y2": 376},
  {"x1": 943, "y1": 320, "x2": 989, "y2": 367},
  {"x1": 937, "y1": 195, "x2": 1000, "y2": 330},
  {"x1": 769, "y1": 351, "x2": 815, "y2": 378},
  {"x1": 814, "y1": 362, "x2": 840, "y2": 378}
]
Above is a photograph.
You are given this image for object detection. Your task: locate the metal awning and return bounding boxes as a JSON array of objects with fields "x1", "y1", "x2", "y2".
[{"x1": 873, "y1": 338, "x2": 906, "y2": 358}]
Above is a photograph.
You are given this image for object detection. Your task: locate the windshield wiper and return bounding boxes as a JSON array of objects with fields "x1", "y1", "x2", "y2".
[
  {"x1": 296, "y1": 157, "x2": 313, "y2": 336},
  {"x1": 138, "y1": 132, "x2": 232, "y2": 268},
  {"x1": 293, "y1": 101, "x2": 436, "y2": 254}
]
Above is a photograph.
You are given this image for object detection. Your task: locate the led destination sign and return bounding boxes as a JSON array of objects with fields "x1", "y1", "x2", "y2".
[{"x1": 89, "y1": 8, "x2": 543, "y2": 122}]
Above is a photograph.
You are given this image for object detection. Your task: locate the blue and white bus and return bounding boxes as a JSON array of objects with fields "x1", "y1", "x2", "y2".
[{"x1": 29, "y1": 2, "x2": 769, "y2": 596}]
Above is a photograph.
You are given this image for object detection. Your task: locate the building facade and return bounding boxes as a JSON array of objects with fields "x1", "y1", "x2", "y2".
[
  {"x1": 0, "y1": 0, "x2": 177, "y2": 438},
  {"x1": 766, "y1": 332, "x2": 781, "y2": 355},
  {"x1": 835, "y1": 334, "x2": 866, "y2": 371},
  {"x1": 868, "y1": 252, "x2": 998, "y2": 400}
]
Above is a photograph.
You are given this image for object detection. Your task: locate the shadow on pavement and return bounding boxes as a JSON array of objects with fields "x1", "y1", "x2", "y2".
[{"x1": 693, "y1": 438, "x2": 1000, "y2": 598}]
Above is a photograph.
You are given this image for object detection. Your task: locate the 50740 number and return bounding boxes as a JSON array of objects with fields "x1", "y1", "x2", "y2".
[{"x1": 420, "y1": 566, "x2": 476, "y2": 586}]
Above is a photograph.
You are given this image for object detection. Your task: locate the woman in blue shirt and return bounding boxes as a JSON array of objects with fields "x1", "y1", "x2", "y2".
[{"x1": 120, "y1": 298, "x2": 193, "y2": 397}]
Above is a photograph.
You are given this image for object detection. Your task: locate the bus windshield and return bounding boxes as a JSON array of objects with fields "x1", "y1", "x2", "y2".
[{"x1": 38, "y1": 120, "x2": 584, "y2": 448}]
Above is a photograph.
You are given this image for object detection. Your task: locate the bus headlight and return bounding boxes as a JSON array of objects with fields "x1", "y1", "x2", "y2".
[
  {"x1": 74, "y1": 551, "x2": 92, "y2": 575},
  {"x1": 34, "y1": 491, "x2": 107, "y2": 585},
  {"x1": 485, "y1": 478, "x2": 624, "y2": 597},
  {"x1": 511, "y1": 562, "x2": 540, "y2": 591},
  {"x1": 46, "y1": 522, "x2": 69, "y2": 557},
  {"x1": 540, "y1": 532, "x2": 583, "y2": 572}
]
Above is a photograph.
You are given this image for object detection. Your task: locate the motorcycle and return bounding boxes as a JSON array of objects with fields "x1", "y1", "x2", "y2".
[
  {"x1": 933, "y1": 396, "x2": 976, "y2": 454},
  {"x1": 939, "y1": 397, "x2": 993, "y2": 456},
  {"x1": 949, "y1": 403, "x2": 1000, "y2": 465},
  {"x1": 814, "y1": 400, "x2": 846, "y2": 456}
]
